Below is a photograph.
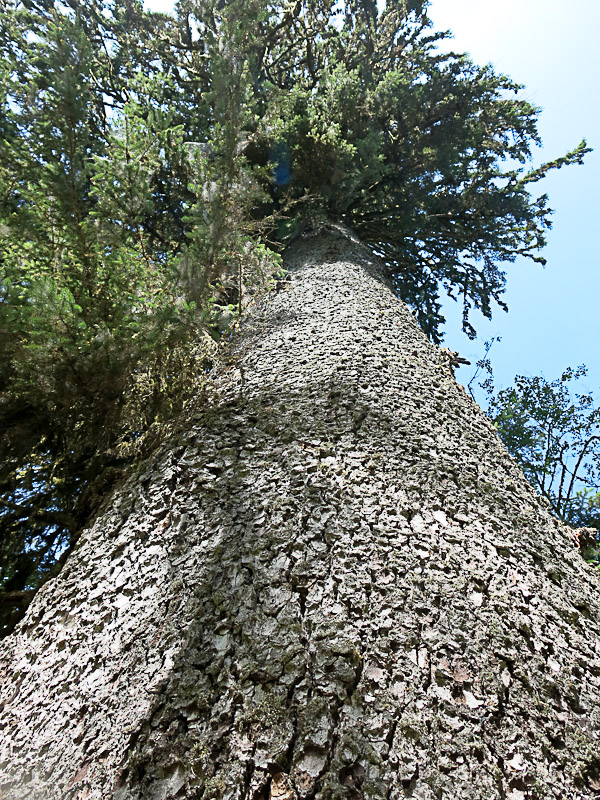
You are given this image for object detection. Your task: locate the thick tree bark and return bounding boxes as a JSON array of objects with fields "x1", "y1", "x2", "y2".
[{"x1": 1, "y1": 226, "x2": 600, "y2": 800}]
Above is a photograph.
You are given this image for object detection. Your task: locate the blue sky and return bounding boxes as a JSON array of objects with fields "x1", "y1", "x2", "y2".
[
  {"x1": 425, "y1": 1, "x2": 599, "y2": 398},
  {"x1": 144, "y1": 0, "x2": 599, "y2": 399}
]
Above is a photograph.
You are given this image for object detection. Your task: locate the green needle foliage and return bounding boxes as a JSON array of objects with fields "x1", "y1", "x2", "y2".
[{"x1": 0, "y1": 0, "x2": 590, "y2": 633}]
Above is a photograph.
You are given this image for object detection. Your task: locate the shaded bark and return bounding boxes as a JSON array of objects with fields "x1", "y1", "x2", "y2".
[{"x1": 1, "y1": 226, "x2": 599, "y2": 800}]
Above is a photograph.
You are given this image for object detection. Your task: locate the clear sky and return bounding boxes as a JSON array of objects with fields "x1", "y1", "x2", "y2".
[{"x1": 144, "y1": 0, "x2": 599, "y2": 398}]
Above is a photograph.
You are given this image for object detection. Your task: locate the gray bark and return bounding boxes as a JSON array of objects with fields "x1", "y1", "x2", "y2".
[{"x1": 1, "y1": 226, "x2": 600, "y2": 800}]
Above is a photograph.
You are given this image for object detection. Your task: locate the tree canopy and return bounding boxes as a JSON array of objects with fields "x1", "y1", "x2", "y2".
[{"x1": 0, "y1": 0, "x2": 589, "y2": 633}]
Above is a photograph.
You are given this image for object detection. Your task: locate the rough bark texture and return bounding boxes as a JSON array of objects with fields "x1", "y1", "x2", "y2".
[{"x1": 1, "y1": 227, "x2": 600, "y2": 800}]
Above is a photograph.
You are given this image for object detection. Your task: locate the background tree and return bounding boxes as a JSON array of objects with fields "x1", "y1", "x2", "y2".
[
  {"x1": 488, "y1": 366, "x2": 600, "y2": 566},
  {"x1": 0, "y1": 0, "x2": 590, "y2": 633}
]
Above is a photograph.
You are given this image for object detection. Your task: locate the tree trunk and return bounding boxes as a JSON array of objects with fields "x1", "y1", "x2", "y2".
[{"x1": 1, "y1": 226, "x2": 600, "y2": 800}]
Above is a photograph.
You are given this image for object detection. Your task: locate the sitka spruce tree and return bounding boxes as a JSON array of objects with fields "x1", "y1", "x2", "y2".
[
  {"x1": 0, "y1": 0, "x2": 589, "y2": 632},
  {"x1": 1, "y1": 3, "x2": 599, "y2": 799}
]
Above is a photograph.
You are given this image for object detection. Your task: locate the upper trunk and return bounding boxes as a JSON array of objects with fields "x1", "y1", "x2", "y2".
[{"x1": 1, "y1": 226, "x2": 599, "y2": 800}]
